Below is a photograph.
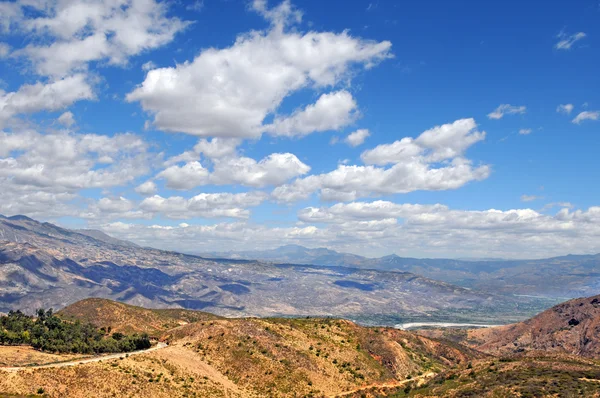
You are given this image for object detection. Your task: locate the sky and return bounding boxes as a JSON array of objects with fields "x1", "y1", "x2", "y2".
[{"x1": 0, "y1": 0, "x2": 599, "y2": 259}]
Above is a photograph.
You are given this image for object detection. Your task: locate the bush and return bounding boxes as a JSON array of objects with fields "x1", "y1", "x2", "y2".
[{"x1": 0, "y1": 308, "x2": 151, "y2": 354}]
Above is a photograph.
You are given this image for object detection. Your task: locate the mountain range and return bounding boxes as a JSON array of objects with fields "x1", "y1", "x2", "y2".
[
  {"x1": 200, "y1": 245, "x2": 600, "y2": 298},
  {"x1": 0, "y1": 214, "x2": 536, "y2": 325}
]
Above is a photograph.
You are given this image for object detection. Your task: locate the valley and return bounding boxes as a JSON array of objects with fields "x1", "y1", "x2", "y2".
[{"x1": 0, "y1": 215, "x2": 554, "y2": 327}]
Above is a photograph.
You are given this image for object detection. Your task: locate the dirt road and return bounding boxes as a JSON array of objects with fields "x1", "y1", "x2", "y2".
[
  {"x1": 330, "y1": 372, "x2": 435, "y2": 397},
  {"x1": 0, "y1": 342, "x2": 168, "y2": 373}
]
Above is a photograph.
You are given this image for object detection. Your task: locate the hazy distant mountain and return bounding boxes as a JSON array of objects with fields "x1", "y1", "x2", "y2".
[
  {"x1": 200, "y1": 245, "x2": 600, "y2": 298},
  {"x1": 1, "y1": 215, "x2": 531, "y2": 325},
  {"x1": 76, "y1": 229, "x2": 139, "y2": 248}
]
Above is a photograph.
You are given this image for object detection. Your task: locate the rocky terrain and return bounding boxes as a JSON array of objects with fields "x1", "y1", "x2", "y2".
[
  {"x1": 202, "y1": 245, "x2": 600, "y2": 298},
  {"x1": 467, "y1": 294, "x2": 600, "y2": 358},
  {"x1": 0, "y1": 215, "x2": 532, "y2": 324}
]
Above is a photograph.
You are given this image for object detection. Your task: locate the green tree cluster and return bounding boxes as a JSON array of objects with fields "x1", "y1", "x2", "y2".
[{"x1": 0, "y1": 309, "x2": 151, "y2": 354}]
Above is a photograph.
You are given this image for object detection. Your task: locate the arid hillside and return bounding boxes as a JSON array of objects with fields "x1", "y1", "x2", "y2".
[
  {"x1": 0, "y1": 298, "x2": 481, "y2": 398},
  {"x1": 58, "y1": 298, "x2": 222, "y2": 337},
  {"x1": 4, "y1": 296, "x2": 600, "y2": 397},
  {"x1": 467, "y1": 294, "x2": 600, "y2": 357}
]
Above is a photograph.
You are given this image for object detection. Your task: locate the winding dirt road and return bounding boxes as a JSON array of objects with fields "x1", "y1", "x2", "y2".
[
  {"x1": 0, "y1": 342, "x2": 168, "y2": 373},
  {"x1": 330, "y1": 372, "x2": 436, "y2": 397}
]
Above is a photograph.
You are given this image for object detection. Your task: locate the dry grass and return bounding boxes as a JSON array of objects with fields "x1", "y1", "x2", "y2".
[
  {"x1": 57, "y1": 298, "x2": 222, "y2": 337},
  {"x1": 0, "y1": 346, "x2": 88, "y2": 367}
]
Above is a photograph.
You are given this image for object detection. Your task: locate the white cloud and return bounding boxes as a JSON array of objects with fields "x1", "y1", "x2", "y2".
[
  {"x1": 555, "y1": 31, "x2": 586, "y2": 50},
  {"x1": 361, "y1": 118, "x2": 485, "y2": 165},
  {"x1": 557, "y1": 104, "x2": 574, "y2": 115},
  {"x1": 57, "y1": 111, "x2": 76, "y2": 127},
  {"x1": 187, "y1": 1, "x2": 205, "y2": 12},
  {"x1": 158, "y1": 152, "x2": 310, "y2": 190},
  {"x1": 157, "y1": 161, "x2": 210, "y2": 190},
  {"x1": 139, "y1": 192, "x2": 267, "y2": 219},
  {"x1": 0, "y1": 130, "x2": 149, "y2": 191},
  {"x1": 345, "y1": 129, "x2": 370, "y2": 147},
  {"x1": 487, "y1": 104, "x2": 526, "y2": 120},
  {"x1": 11, "y1": 0, "x2": 189, "y2": 77},
  {"x1": 126, "y1": 1, "x2": 391, "y2": 138},
  {"x1": 272, "y1": 118, "x2": 488, "y2": 202},
  {"x1": 98, "y1": 203, "x2": 600, "y2": 259},
  {"x1": 211, "y1": 153, "x2": 311, "y2": 188},
  {"x1": 572, "y1": 111, "x2": 599, "y2": 124},
  {"x1": 265, "y1": 90, "x2": 358, "y2": 137},
  {"x1": 0, "y1": 42, "x2": 9, "y2": 57},
  {"x1": 97, "y1": 197, "x2": 135, "y2": 213},
  {"x1": 141, "y1": 61, "x2": 157, "y2": 71},
  {"x1": 135, "y1": 181, "x2": 157, "y2": 196},
  {"x1": 521, "y1": 195, "x2": 542, "y2": 202},
  {"x1": 251, "y1": 0, "x2": 302, "y2": 29},
  {"x1": 518, "y1": 128, "x2": 532, "y2": 135},
  {"x1": 0, "y1": 75, "x2": 93, "y2": 127},
  {"x1": 0, "y1": 129, "x2": 151, "y2": 219},
  {"x1": 298, "y1": 201, "x2": 446, "y2": 223},
  {"x1": 194, "y1": 138, "x2": 241, "y2": 159}
]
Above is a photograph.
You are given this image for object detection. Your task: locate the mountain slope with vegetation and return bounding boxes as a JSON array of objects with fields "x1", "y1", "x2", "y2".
[
  {"x1": 58, "y1": 298, "x2": 222, "y2": 337},
  {"x1": 0, "y1": 298, "x2": 480, "y2": 397},
  {"x1": 3, "y1": 297, "x2": 600, "y2": 397}
]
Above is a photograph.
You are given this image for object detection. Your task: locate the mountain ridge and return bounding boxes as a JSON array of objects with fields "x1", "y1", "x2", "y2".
[
  {"x1": 0, "y1": 215, "x2": 524, "y2": 325},
  {"x1": 200, "y1": 244, "x2": 600, "y2": 298}
]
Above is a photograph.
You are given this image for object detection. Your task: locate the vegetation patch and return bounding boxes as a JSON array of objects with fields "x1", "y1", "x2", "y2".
[{"x1": 0, "y1": 309, "x2": 151, "y2": 354}]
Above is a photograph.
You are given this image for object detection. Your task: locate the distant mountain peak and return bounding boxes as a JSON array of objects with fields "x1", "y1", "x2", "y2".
[{"x1": 7, "y1": 215, "x2": 36, "y2": 222}]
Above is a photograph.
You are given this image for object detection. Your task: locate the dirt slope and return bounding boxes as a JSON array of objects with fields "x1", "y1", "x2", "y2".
[{"x1": 470, "y1": 294, "x2": 600, "y2": 357}]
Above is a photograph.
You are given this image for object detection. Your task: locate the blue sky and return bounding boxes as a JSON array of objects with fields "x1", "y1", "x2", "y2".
[{"x1": 0, "y1": 0, "x2": 599, "y2": 258}]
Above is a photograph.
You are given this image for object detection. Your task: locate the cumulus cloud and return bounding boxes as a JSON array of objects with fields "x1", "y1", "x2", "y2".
[
  {"x1": 135, "y1": 181, "x2": 157, "y2": 196},
  {"x1": 487, "y1": 104, "x2": 527, "y2": 119},
  {"x1": 0, "y1": 130, "x2": 149, "y2": 192},
  {"x1": 126, "y1": 1, "x2": 391, "y2": 138},
  {"x1": 557, "y1": 104, "x2": 574, "y2": 115},
  {"x1": 157, "y1": 161, "x2": 210, "y2": 190},
  {"x1": 272, "y1": 118, "x2": 489, "y2": 202},
  {"x1": 158, "y1": 148, "x2": 310, "y2": 190},
  {"x1": 210, "y1": 153, "x2": 311, "y2": 187},
  {"x1": 57, "y1": 111, "x2": 76, "y2": 127},
  {"x1": 10, "y1": 0, "x2": 189, "y2": 77},
  {"x1": 345, "y1": 129, "x2": 370, "y2": 147},
  {"x1": 572, "y1": 111, "x2": 599, "y2": 124},
  {"x1": 265, "y1": 91, "x2": 359, "y2": 137},
  {"x1": 139, "y1": 192, "x2": 268, "y2": 219},
  {"x1": 0, "y1": 128, "x2": 152, "y2": 220},
  {"x1": 97, "y1": 203, "x2": 600, "y2": 258},
  {"x1": 555, "y1": 31, "x2": 586, "y2": 50},
  {"x1": 0, "y1": 75, "x2": 93, "y2": 127}
]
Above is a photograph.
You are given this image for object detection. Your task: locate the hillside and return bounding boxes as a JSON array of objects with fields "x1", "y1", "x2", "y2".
[
  {"x1": 468, "y1": 294, "x2": 600, "y2": 358},
  {"x1": 0, "y1": 299, "x2": 482, "y2": 398},
  {"x1": 402, "y1": 355, "x2": 600, "y2": 398},
  {"x1": 58, "y1": 298, "x2": 222, "y2": 337},
  {"x1": 4, "y1": 297, "x2": 600, "y2": 397}
]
